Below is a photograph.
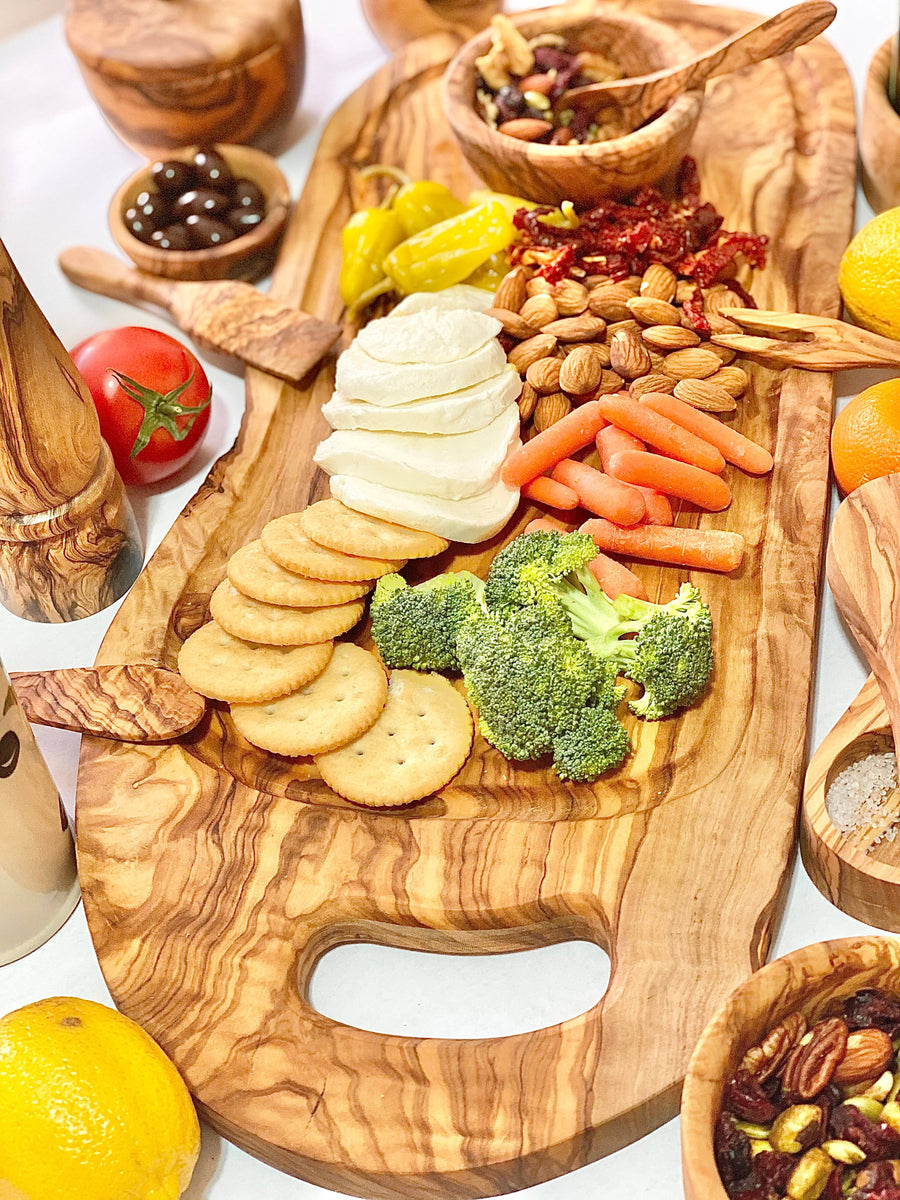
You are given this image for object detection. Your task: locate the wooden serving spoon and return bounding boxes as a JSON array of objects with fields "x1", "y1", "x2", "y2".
[
  {"x1": 710, "y1": 308, "x2": 900, "y2": 371},
  {"x1": 560, "y1": 1, "x2": 836, "y2": 125},
  {"x1": 10, "y1": 664, "x2": 205, "y2": 742}
]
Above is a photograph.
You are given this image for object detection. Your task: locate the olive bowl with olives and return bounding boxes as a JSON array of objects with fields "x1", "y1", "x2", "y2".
[{"x1": 110, "y1": 144, "x2": 291, "y2": 283}]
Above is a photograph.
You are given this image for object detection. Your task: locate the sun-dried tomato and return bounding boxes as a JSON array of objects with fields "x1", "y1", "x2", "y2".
[
  {"x1": 681, "y1": 285, "x2": 710, "y2": 334},
  {"x1": 844, "y1": 989, "x2": 900, "y2": 1037}
]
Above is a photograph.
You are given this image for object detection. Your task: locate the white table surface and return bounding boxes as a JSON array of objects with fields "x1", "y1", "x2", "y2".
[{"x1": 0, "y1": 1, "x2": 896, "y2": 1196}]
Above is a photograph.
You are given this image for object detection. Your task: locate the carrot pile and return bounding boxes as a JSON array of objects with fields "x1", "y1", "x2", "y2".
[{"x1": 502, "y1": 388, "x2": 774, "y2": 596}]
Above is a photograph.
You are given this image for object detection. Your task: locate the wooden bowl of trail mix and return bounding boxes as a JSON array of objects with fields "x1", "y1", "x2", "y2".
[
  {"x1": 443, "y1": 6, "x2": 703, "y2": 205},
  {"x1": 682, "y1": 937, "x2": 900, "y2": 1200}
]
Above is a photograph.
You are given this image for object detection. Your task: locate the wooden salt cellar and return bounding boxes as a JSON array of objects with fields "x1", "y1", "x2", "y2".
[{"x1": 0, "y1": 238, "x2": 142, "y2": 622}]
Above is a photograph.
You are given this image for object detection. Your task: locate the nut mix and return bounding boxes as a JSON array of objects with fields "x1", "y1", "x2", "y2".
[
  {"x1": 490, "y1": 160, "x2": 764, "y2": 441},
  {"x1": 716, "y1": 988, "x2": 900, "y2": 1200}
]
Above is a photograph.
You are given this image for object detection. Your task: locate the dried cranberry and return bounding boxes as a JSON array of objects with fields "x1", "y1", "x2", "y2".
[
  {"x1": 820, "y1": 1166, "x2": 843, "y2": 1200},
  {"x1": 830, "y1": 1105, "x2": 900, "y2": 1160},
  {"x1": 714, "y1": 1113, "x2": 753, "y2": 1189},
  {"x1": 532, "y1": 45, "x2": 576, "y2": 73},
  {"x1": 750, "y1": 1149, "x2": 795, "y2": 1193},
  {"x1": 495, "y1": 85, "x2": 526, "y2": 124},
  {"x1": 723, "y1": 1070, "x2": 779, "y2": 1124},
  {"x1": 857, "y1": 1161, "x2": 899, "y2": 1193},
  {"x1": 844, "y1": 990, "x2": 900, "y2": 1037}
]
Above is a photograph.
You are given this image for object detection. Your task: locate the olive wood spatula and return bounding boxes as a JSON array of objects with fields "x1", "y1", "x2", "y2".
[
  {"x1": 59, "y1": 246, "x2": 342, "y2": 385},
  {"x1": 10, "y1": 664, "x2": 205, "y2": 742},
  {"x1": 710, "y1": 308, "x2": 900, "y2": 371}
]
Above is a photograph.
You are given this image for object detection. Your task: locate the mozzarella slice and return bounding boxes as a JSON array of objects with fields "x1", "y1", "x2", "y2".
[
  {"x1": 356, "y1": 308, "x2": 500, "y2": 365},
  {"x1": 321, "y1": 366, "x2": 522, "y2": 435},
  {"x1": 335, "y1": 337, "x2": 507, "y2": 407},
  {"x1": 390, "y1": 285, "x2": 495, "y2": 317},
  {"x1": 329, "y1": 474, "x2": 520, "y2": 544},
  {"x1": 314, "y1": 405, "x2": 521, "y2": 501}
]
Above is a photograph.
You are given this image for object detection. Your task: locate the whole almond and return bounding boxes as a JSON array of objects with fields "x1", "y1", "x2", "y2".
[
  {"x1": 559, "y1": 344, "x2": 605, "y2": 395},
  {"x1": 629, "y1": 371, "x2": 677, "y2": 399},
  {"x1": 498, "y1": 118, "x2": 553, "y2": 141},
  {"x1": 563, "y1": 339, "x2": 610, "y2": 366},
  {"x1": 485, "y1": 306, "x2": 535, "y2": 339},
  {"x1": 610, "y1": 328, "x2": 653, "y2": 379},
  {"x1": 518, "y1": 72, "x2": 554, "y2": 95},
  {"x1": 640, "y1": 264, "x2": 677, "y2": 302},
  {"x1": 708, "y1": 344, "x2": 738, "y2": 365},
  {"x1": 509, "y1": 332, "x2": 558, "y2": 373},
  {"x1": 518, "y1": 381, "x2": 538, "y2": 422},
  {"x1": 705, "y1": 285, "x2": 744, "y2": 314},
  {"x1": 543, "y1": 315, "x2": 606, "y2": 342},
  {"x1": 605, "y1": 318, "x2": 641, "y2": 341},
  {"x1": 712, "y1": 365, "x2": 749, "y2": 396},
  {"x1": 646, "y1": 347, "x2": 667, "y2": 372},
  {"x1": 704, "y1": 309, "x2": 742, "y2": 335},
  {"x1": 585, "y1": 272, "x2": 612, "y2": 289},
  {"x1": 526, "y1": 276, "x2": 554, "y2": 297},
  {"x1": 533, "y1": 391, "x2": 571, "y2": 432},
  {"x1": 663, "y1": 347, "x2": 722, "y2": 380},
  {"x1": 588, "y1": 284, "x2": 634, "y2": 322},
  {"x1": 595, "y1": 368, "x2": 625, "y2": 396},
  {"x1": 641, "y1": 324, "x2": 701, "y2": 351},
  {"x1": 520, "y1": 294, "x2": 559, "y2": 328},
  {"x1": 673, "y1": 378, "x2": 737, "y2": 413},
  {"x1": 832, "y1": 1029, "x2": 895, "y2": 1086},
  {"x1": 553, "y1": 278, "x2": 589, "y2": 316},
  {"x1": 621, "y1": 275, "x2": 643, "y2": 294},
  {"x1": 494, "y1": 266, "x2": 529, "y2": 313},
  {"x1": 627, "y1": 296, "x2": 681, "y2": 326},
  {"x1": 526, "y1": 356, "x2": 563, "y2": 393},
  {"x1": 675, "y1": 279, "x2": 700, "y2": 305}
]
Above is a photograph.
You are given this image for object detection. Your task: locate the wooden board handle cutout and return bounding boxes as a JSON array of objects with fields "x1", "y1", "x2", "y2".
[{"x1": 0, "y1": 237, "x2": 142, "y2": 621}]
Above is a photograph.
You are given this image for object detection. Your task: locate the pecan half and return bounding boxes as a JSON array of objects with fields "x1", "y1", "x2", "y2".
[
  {"x1": 781, "y1": 1017, "x2": 848, "y2": 1100},
  {"x1": 742, "y1": 1011, "x2": 808, "y2": 1081}
]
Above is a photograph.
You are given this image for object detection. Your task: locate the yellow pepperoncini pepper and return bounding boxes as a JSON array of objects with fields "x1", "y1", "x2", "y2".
[
  {"x1": 467, "y1": 188, "x2": 539, "y2": 220},
  {"x1": 339, "y1": 206, "x2": 404, "y2": 312},
  {"x1": 382, "y1": 202, "x2": 516, "y2": 295},
  {"x1": 392, "y1": 180, "x2": 465, "y2": 237}
]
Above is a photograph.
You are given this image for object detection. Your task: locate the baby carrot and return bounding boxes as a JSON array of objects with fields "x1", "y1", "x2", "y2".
[
  {"x1": 597, "y1": 422, "x2": 644, "y2": 471},
  {"x1": 633, "y1": 485, "x2": 674, "y2": 527},
  {"x1": 552, "y1": 458, "x2": 645, "y2": 526},
  {"x1": 588, "y1": 551, "x2": 648, "y2": 601},
  {"x1": 597, "y1": 392, "x2": 725, "y2": 474},
  {"x1": 525, "y1": 516, "x2": 569, "y2": 534},
  {"x1": 522, "y1": 475, "x2": 580, "y2": 510},
  {"x1": 581, "y1": 518, "x2": 745, "y2": 573},
  {"x1": 639, "y1": 392, "x2": 774, "y2": 475},
  {"x1": 501, "y1": 401, "x2": 607, "y2": 487},
  {"x1": 608, "y1": 449, "x2": 732, "y2": 512}
]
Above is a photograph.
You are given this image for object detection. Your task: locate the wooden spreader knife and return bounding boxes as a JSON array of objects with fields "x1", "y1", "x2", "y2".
[
  {"x1": 10, "y1": 664, "x2": 205, "y2": 742},
  {"x1": 59, "y1": 246, "x2": 342, "y2": 384}
]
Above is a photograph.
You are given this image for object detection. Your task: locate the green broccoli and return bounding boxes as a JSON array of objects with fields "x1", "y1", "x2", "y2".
[
  {"x1": 484, "y1": 529, "x2": 597, "y2": 616},
  {"x1": 370, "y1": 570, "x2": 486, "y2": 672},
  {"x1": 552, "y1": 706, "x2": 631, "y2": 781}
]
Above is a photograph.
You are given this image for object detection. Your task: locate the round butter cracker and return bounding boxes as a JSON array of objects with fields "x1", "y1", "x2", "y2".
[
  {"x1": 300, "y1": 499, "x2": 448, "y2": 560},
  {"x1": 315, "y1": 671, "x2": 473, "y2": 808},
  {"x1": 210, "y1": 580, "x2": 364, "y2": 646},
  {"x1": 227, "y1": 540, "x2": 371, "y2": 608},
  {"x1": 177, "y1": 621, "x2": 333, "y2": 703},
  {"x1": 230, "y1": 643, "x2": 388, "y2": 757},
  {"x1": 261, "y1": 513, "x2": 404, "y2": 581}
]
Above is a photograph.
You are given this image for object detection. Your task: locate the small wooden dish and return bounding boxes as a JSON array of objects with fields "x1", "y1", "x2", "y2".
[
  {"x1": 109, "y1": 144, "x2": 291, "y2": 283},
  {"x1": 442, "y1": 5, "x2": 703, "y2": 206},
  {"x1": 681, "y1": 935, "x2": 900, "y2": 1200},
  {"x1": 860, "y1": 36, "x2": 900, "y2": 214}
]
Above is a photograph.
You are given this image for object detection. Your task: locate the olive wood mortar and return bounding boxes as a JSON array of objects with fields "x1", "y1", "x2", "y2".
[{"x1": 860, "y1": 36, "x2": 900, "y2": 213}]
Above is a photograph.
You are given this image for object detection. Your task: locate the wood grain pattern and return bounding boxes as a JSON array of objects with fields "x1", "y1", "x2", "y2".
[
  {"x1": 59, "y1": 248, "x2": 342, "y2": 384},
  {"x1": 443, "y1": 5, "x2": 703, "y2": 205},
  {"x1": 681, "y1": 936, "x2": 900, "y2": 1200},
  {"x1": 10, "y1": 665, "x2": 205, "y2": 741},
  {"x1": 362, "y1": 0, "x2": 502, "y2": 51},
  {"x1": 65, "y1": 0, "x2": 305, "y2": 157},
  {"x1": 861, "y1": 36, "x2": 900, "y2": 214},
  {"x1": 713, "y1": 307, "x2": 900, "y2": 370},
  {"x1": 0, "y1": 239, "x2": 142, "y2": 621},
  {"x1": 76, "y1": 5, "x2": 856, "y2": 1195},
  {"x1": 563, "y1": 1, "x2": 836, "y2": 124}
]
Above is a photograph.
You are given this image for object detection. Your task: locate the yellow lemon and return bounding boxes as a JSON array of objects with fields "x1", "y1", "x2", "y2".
[
  {"x1": 839, "y1": 208, "x2": 900, "y2": 339},
  {"x1": 0, "y1": 996, "x2": 200, "y2": 1200}
]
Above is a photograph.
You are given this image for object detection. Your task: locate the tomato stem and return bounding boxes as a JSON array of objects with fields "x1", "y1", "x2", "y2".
[{"x1": 110, "y1": 370, "x2": 211, "y2": 460}]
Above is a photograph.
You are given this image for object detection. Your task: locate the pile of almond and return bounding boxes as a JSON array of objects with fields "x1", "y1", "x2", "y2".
[{"x1": 487, "y1": 262, "x2": 751, "y2": 439}]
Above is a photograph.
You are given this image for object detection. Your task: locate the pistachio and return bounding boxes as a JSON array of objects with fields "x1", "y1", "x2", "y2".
[
  {"x1": 882, "y1": 1098, "x2": 900, "y2": 1133},
  {"x1": 786, "y1": 1147, "x2": 833, "y2": 1200},
  {"x1": 821, "y1": 1139, "x2": 866, "y2": 1165},
  {"x1": 735, "y1": 1120, "x2": 774, "y2": 1139},
  {"x1": 843, "y1": 1095, "x2": 884, "y2": 1121},
  {"x1": 770, "y1": 1104, "x2": 823, "y2": 1155}
]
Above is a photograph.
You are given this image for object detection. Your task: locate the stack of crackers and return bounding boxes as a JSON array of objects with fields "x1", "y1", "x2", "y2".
[{"x1": 178, "y1": 499, "x2": 474, "y2": 807}]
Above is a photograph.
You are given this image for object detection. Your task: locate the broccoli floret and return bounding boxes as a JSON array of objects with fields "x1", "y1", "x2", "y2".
[
  {"x1": 484, "y1": 530, "x2": 597, "y2": 616},
  {"x1": 370, "y1": 570, "x2": 486, "y2": 672},
  {"x1": 553, "y1": 573, "x2": 714, "y2": 720},
  {"x1": 552, "y1": 706, "x2": 630, "y2": 781}
]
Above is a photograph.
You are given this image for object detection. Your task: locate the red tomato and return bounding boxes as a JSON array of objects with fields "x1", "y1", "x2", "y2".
[{"x1": 70, "y1": 326, "x2": 212, "y2": 485}]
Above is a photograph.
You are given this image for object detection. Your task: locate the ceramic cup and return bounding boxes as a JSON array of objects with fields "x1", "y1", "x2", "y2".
[{"x1": 0, "y1": 661, "x2": 79, "y2": 966}]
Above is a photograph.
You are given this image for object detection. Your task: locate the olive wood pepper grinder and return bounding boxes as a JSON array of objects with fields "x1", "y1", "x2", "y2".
[{"x1": 0, "y1": 237, "x2": 142, "y2": 622}]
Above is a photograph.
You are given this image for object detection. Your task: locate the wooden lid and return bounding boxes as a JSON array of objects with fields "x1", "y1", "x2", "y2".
[{"x1": 66, "y1": 0, "x2": 301, "y2": 78}]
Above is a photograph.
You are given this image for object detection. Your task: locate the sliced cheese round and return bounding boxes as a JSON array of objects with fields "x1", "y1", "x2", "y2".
[
  {"x1": 329, "y1": 473, "x2": 520, "y2": 545},
  {"x1": 335, "y1": 337, "x2": 507, "y2": 407},
  {"x1": 356, "y1": 308, "x2": 500, "y2": 365},
  {"x1": 314, "y1": 404, "x2": 521, "y2": 501},
  {"x1": 390, "y1": 285, "x2": 495, "y2": 317},
  {"x1": 322, "y1": 365, "x2": 521, "y2": 435}
]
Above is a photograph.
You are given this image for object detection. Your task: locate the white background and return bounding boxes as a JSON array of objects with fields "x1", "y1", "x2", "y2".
[{"x1": 0, "y1": 1, "x2": 897, "y2": 1197}]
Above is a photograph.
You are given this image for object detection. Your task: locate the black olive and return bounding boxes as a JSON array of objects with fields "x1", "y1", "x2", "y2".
[
  {"x1": 131, "y1": 189, "x2": 169, "y2": 226},
  {"x1": 171, "y1": 188, "x2": 232, "y2": 220},
  {"x1": 150, "y1": 159, "x2": 195, "y2": 197},
  {"x1": 191, "y1": 148, "x2": 235, "y2": 194},
  {"x1": 225, "y1": 208, "x2": 264, "y2": 234},
  {"x1": 151, "y1": 224, "x2": 192, "y2": 251},
  {"x1": 123, "y1": 207, "x2": 157, "y2": 243},
  {"x1": 495, "y1": 84, "x2": 527, "y2": 123},
  {"x1": 184, "y1": 214, "x2": 237, "y2": 248},
  {"x1": 231, "y1": 179, "x2": 265, "y2": 212}
]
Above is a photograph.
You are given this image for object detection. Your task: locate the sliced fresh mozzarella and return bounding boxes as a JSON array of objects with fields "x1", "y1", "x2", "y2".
[
  {"x1": 314, "y1": 405, "x2": 521, "y2": 501},
  {"x1": 335, "y1": 337, "x2": 507, "y2": 407},
  {"x1": 321, "y1": 366, "x2": 521, "y2": 435},
  {"x1": 355, "y1": 308, "x2": 500, "y2": 365},
  {"x1": 390, "y1": 285, "x2": 495, "y2": 317},
  {"x1": 329, "y1": 473, "x2": 520, "y2": 544}
]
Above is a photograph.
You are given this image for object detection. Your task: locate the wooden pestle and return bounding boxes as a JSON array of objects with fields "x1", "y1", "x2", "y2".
[{"x1": 0, "y1": 237, "x2": 142, "y2": 621}]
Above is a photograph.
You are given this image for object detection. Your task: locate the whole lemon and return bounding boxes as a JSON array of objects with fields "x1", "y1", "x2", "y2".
[
  {"x1": 839, "y1": 208, "x2": 900, "y2": 339},
  {"x1": 0, "y1": 996, "x2": 200, "y2": 1200}
]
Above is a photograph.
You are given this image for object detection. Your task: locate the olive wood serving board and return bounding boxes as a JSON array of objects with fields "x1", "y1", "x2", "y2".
[{"x1": 75, "y1": 4, "x2": 856, "y2": 1196}]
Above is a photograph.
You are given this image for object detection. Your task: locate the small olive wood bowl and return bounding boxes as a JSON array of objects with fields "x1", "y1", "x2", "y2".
[
  {"x1": 443, "y1": 5, "x2": 703, "y2": 206},
  {"x1": 860, "y1": 36, "x2": 900, "y2": 214},
  {"x1": 681, "y1": 935, "x2": 900, "y2": 1200},
  {"x1": 109, "y1": 144, "x2": 291, "y2": 283}
]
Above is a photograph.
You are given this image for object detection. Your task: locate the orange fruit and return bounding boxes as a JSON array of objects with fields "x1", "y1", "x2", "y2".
[
  {"x1": 0, "y1": 996, "x2": 200, "y2": 1200},
  {"x1": 831, "y1": 379, "x2": 900, "y2": 495},
  {"x1": 839, "y1": 208, "x2": 900, "y2": 338}
]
